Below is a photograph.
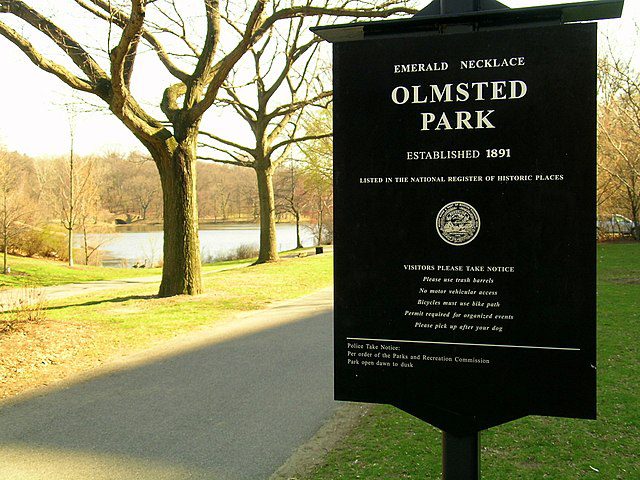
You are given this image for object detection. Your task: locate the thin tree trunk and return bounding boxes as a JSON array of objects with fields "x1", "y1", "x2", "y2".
[
  {"x1": 317, "y1": 196, "x2": 324, "y2": 247},
  {"x1": 294, "y1": 209, "x2": 302, "y2": 249},
  {"x1": 3, "y1": 232, "x2": 7, "y2": 274},
  {"x1": 68, "y1": 124, "x2": 75, "y2": 267},
  {"x1": 255, "y1": 167, "x2": 279, "y2": 263},
  {"x1": 157, "y1": 142, "x2": 203, "y2": 297},
  {"x1": 83, "y1": 222, "x2": 89, "y2": 265},
  {"x1": 68, "y1": 227, "x2": 74, "y2": 267},
  {"x1": 2, "y1": 196, "x2": 7, "y2": 274},
  {"x1": 632, "y1": 197, "x2": 640, "y2": 240}
]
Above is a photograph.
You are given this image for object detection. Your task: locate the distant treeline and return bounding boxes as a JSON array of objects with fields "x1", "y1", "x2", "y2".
[{"x1": 0, "y1": 149, "x2": 332, "y2": 263}]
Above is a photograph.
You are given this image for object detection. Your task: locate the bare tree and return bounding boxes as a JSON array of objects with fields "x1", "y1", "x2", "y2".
[
  {"x1": 198, "y1": 15, "x2": 337, "y2": 263},
  {"x1": 46, "y1": 156, "x2": 98, "y2": 266},
  {"x1": 100, "y1": 153, "x2": 135, "y2": 219},
  {"x1": 299, "y1": 108, "x2": 333, "y2": 245},
  {"x1": 0, "y1": 151, "x2": 30, "y2": 273},
  {"x1": 305, "y1": 166, "x2": 332, "y2": 245},
  {"x1": 78, "y1": 163, "x2": 105, "y2": 265},
  {"x1": 0, "y1": 0, "x2": 414, "y2": 295},
  {"x1": 131, "y1": 171, "x2": 160, "y2": 221},
  {"x1": 276, "y1": 160, "x2": 308, "y2": 249},
  {"x1": 80, "y1": 217, "x2": 106, "y2": 265},
  {"x1": 64, "y1": 102, "x2": 78, "y2": 266},
  {"x1": 598, "y1": 47, "x2": 640, "y2": 238}
]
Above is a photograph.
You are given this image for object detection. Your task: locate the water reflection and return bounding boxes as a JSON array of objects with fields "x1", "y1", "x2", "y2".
[{"x1": 78, "y1": 223, "x2": 315, "y2": 268}]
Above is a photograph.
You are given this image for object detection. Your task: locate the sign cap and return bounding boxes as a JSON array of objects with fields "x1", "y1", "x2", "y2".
[{"x1": 311, "y1": 0, "x2": 625, "y2": 43}]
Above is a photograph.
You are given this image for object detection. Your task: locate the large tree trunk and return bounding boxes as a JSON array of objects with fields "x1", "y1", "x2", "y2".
[
  {"x1": 255, "y1": 166, "x2": 279, "y2": 264},
  {"x1": 156, "y1": 140, "x2": 203, "y2": 297}
]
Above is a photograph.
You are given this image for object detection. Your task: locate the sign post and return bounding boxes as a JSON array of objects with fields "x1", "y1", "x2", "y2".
[
  {"x1": 314, "y1": 1, "x2": 624, "y2": 478},
  {"x1": 443, "y1": 431, "x2": 479, "y2": 479}
]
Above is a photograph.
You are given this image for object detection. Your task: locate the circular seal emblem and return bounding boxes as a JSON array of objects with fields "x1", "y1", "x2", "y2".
[{"x1": 436, "y1": 201, "x2": 481, "y2": 246}]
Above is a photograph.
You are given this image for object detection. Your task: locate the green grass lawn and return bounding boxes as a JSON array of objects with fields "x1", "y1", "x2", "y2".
[
  {"x1": 304, "y1": 242, "x2": 639, "y2": 480},
  {"x1": 0, "y1": 255, "x2": 164, "y2": 289},
  {"x1": 0, "y1": 247, "x2": 322, "y2": 290},
  {"x1": 39, "y1": 253, "x2": 333, "y2": 349}
]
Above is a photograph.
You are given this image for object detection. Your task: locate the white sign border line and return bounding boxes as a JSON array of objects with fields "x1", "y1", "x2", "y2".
[{"x1": 346, "y1": 337, "x2": 581, "y2": 352}]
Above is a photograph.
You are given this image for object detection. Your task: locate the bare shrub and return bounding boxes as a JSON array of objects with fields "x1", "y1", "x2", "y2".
[
  {"x1": 212, "y1": 244, "x2": 260, "y2": 262},
  {"x1": 12, "y1": 226, "x2": 68, "y2": 260},
  {"x1": 0, "y1": 287, "x2": 47, "y2": 334}
]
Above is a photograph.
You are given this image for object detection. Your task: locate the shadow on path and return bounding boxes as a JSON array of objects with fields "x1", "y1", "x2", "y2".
[{"x1": 0, "y1": 291, "x2": 336, "y2": 480}]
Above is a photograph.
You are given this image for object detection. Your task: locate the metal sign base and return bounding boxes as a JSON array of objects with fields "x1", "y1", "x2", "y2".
[{"x1": 443, "y1": 431, "x2": 480, "y2": 479}]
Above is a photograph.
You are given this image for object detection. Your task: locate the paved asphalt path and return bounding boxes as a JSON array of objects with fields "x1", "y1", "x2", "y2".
[{"x1": 0, "y1": 287, "x2": 338, "y2": 480}]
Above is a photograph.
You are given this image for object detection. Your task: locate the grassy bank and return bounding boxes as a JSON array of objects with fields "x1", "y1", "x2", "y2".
[
  {"x1": 45, "y1": 253, "x2": 332, "y2": 347},
  {"x1": 0, "y1": 247, "x2": 322, "y2": 290},
  {"x1": 304, "y1": 243, "x2": 639, "y2": 479},
  {"x1": 0, "y1": 252, "x2": 332, "y2": 399},
  {"x1": 0, "y1": 255, "x2": 164, "y2": 289}
]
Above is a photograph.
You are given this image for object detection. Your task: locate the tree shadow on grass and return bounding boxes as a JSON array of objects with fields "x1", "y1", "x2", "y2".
[{"x1": 40, "y1": 294, "x2": 157, "y2": 312}]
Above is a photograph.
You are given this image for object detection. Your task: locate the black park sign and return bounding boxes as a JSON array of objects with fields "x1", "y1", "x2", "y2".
[{"x1": 331, "y1": 23, "x2": 597, "y2": 435}]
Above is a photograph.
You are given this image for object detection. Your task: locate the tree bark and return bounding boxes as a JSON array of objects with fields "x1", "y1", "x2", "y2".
[
  {"x1": 83, "y1": 223, "x2": 89, "y2": 265},
  {"x1": 2, "y1": 231, "x2": 7, "y2": 274},
  {"x1": 316, "y1": 195, "x2": 324, "y2": 247},
  {"x1": 156, "y1": 140, "x2": 203, "y2": 297},
  {"x1": 2, "y1": 196, "x2": 7, "y2": 274},
  {"x1": 294, "y1": 209, "x2": 302, "y2": 249},
  {"x1": 68, "y1": 227, "x2": 74, "y2": 267},
  {"x1": 255, "y1": 166, "x2": 279, "y2": 263}
]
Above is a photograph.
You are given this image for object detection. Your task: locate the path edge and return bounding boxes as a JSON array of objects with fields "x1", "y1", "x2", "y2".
[{"x1": 270, "y1": 402, "x2": 372, "y2": 480}]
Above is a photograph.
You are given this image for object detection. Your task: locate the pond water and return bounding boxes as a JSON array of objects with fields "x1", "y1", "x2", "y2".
[{"x1": 79, "y1": 223, "x2": 316, "y2": 268}]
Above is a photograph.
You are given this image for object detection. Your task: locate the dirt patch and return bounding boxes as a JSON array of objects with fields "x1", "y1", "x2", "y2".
[
  {"x1": 0, "y1": 319, "x2": 101, "y2": 400},
  {"x1": 270, "y1": 403, "x2": 372, "y2": 480}
]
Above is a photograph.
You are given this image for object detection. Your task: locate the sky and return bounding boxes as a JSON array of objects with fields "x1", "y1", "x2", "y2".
[{"x1": 0, "y1": 0, "x2": 637, "y2": 158}]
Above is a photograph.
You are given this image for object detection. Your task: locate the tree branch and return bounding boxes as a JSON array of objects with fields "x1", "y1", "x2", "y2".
[
  {"x1": 199, "y1": 130, "x2": 256, "y2": 156},
  {"x1": 186, "y1": 0, "x2": 220, "y2": 109},
  {"x1": 0, "y1": 20, "x2": 95, "y2": 92},
  {"x1": 269, "y1": 90, "x2": 333, "y2": 120},
  {"x1": 270, "y1": 132, "x2": 332, "y2": 159},
  {"x1": 161, "y1": 82, "x2": 187, "y2": 122},
  {"x1": 256, "y1": 3, "x2": 418, "y2": 38},
  {"x1": 190, "y1": 0, "x2": 267, "y2": 121},
  {"x1": 0, "y1": 0, "x2": 108, "y2": 87},
  {"x1": 190, "y1": 0, "x2": 415, "y2": 123},
  {"x1": 217, "y1": 91, "x2": 258, "y2": 123},
  {"x1": 74, "y1": 0, "x2": 190, "y2": 83},
  {"x1": 197, "y1": 154, "x2": 254, "y2": 168},
  {"x1": 110, "y1": 0, "x2": 145, "y2": 94}
]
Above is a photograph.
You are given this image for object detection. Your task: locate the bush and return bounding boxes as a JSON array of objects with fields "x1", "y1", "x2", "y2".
[
  {"x1": 306, "y1": 220, "x2": 334, "y2": 246},
  {"x1": 11, "y1": 225, "x2": 68, "y2": 260},
  {"x1": 0, "y1": 287, "x2": 47, "y2": 334},
  {"x1": 208, "y1": 244, "x2": 260, "y2": 263}
]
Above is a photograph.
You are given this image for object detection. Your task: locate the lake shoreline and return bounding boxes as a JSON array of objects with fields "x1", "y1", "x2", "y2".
[
  {"x1": 80, "y1": 224, "x2": 316, "y2": 268},
  {"x1": 115, "y1": 219, "x2": 304, "y2": 230}
]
